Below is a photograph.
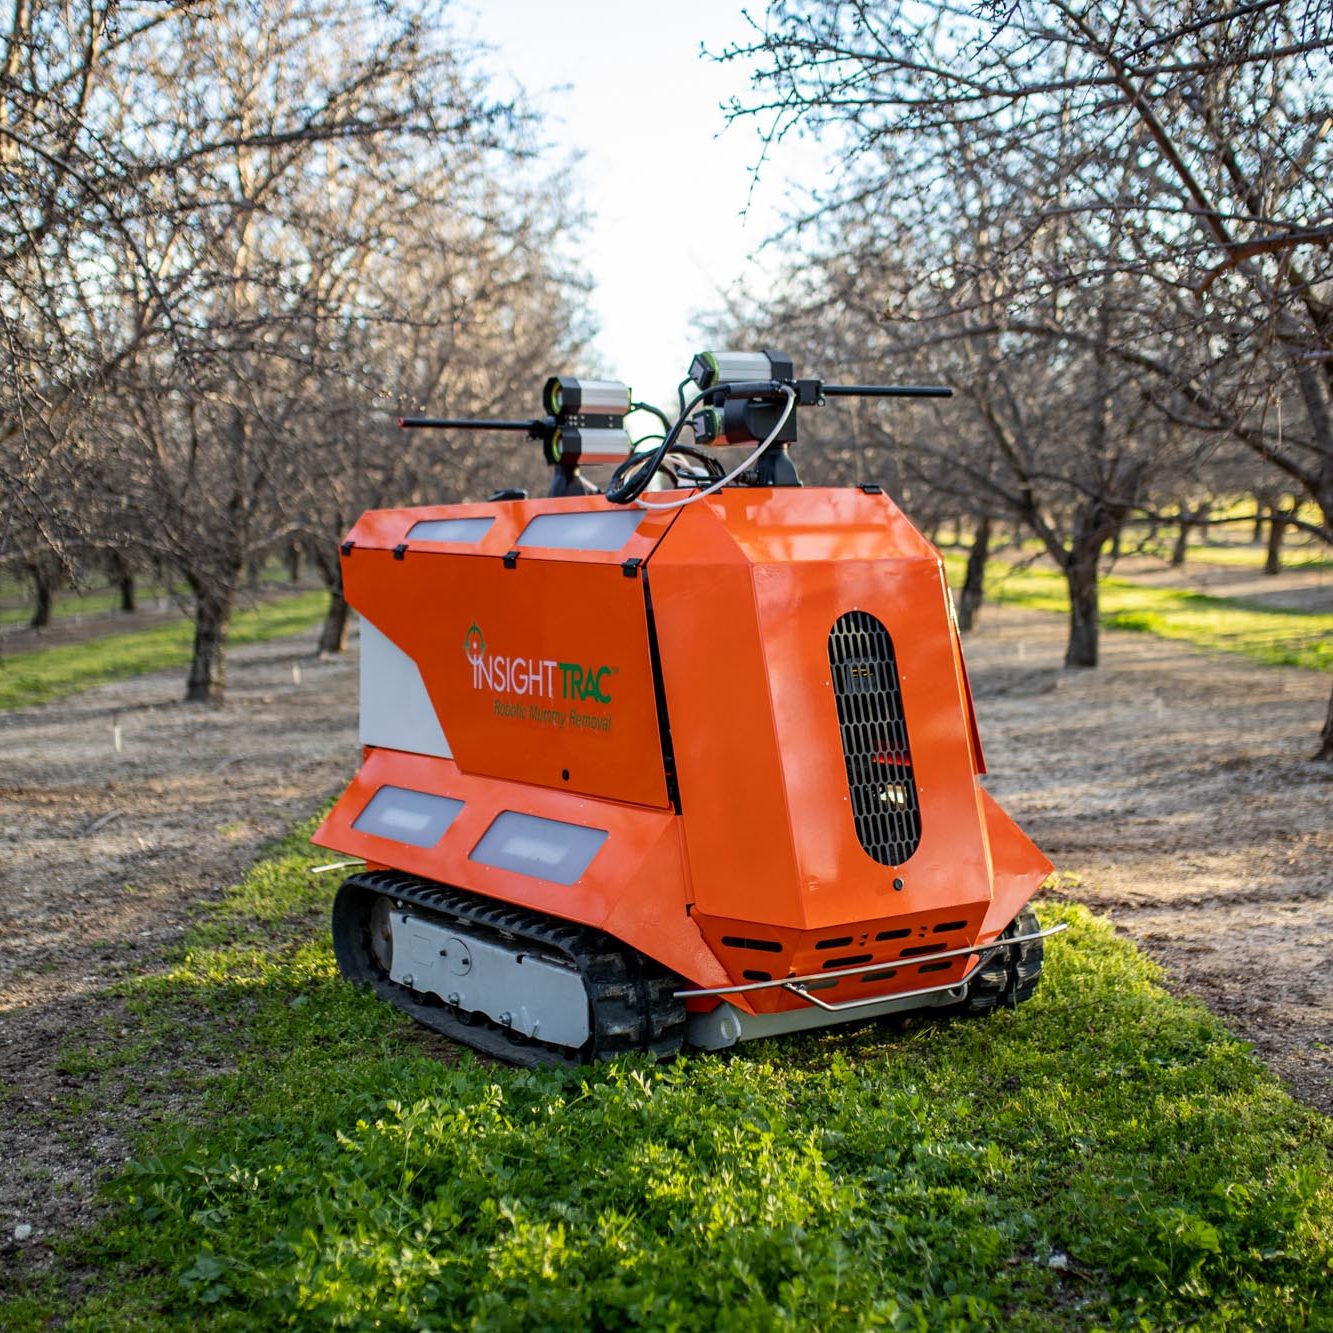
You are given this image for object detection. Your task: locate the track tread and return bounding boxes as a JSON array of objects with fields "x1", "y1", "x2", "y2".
[
  {"x1": 334, "y1": 871, "x2": 686, "y2": 1067},
  {"x1": 946, "y1": 905, "x2": 1045, "y2": 1017}
]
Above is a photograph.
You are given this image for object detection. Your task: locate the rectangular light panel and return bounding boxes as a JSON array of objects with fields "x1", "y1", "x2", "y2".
[
  {"x1": 407, "y1": 517, "x2": 494, "y2": 544},
  {"x1": 352, "y1": 786, "x2": 463, "y2": 847},
  {"x1": 470, "y1": 811, "x2": 608, "y2": 886},
  {"x1": 516, "y1": 510, "x2": 646, "y2": 552}
]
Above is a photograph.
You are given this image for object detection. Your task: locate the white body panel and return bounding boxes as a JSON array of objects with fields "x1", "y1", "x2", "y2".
[{"x1": 359, "y1": 617, "x2": 451, "y2": 758}]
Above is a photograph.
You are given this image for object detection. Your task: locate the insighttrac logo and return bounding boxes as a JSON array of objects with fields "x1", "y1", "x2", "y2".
[{"x1": 463, "y1": 623, "x2": 615, "y2": 704}]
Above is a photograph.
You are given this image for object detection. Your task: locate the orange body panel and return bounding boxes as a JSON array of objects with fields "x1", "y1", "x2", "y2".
[
  {"x1": 345, "y1": 547, "x2": 670, "y2": 808},
  {"x1": 314, "y1": 487, "x2": 1052, "y2": 1016},
  {"x1": 317, "y1": 748, "x2": 734, "y2": 999}
]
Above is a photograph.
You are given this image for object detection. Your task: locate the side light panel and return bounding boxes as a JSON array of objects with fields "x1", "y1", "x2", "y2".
[
  {"x1": 406, "y1": 517, "x2": 494, "y2": 544},
  {"x1": 352, "y1": 786, "x2": 463, "y2": 847},
  {"x1": 516, "y1": 510, "x2": 646, "y2": 551},
  {"x1": 469, "y1": 811, "x2": 608, "y2": 886}
]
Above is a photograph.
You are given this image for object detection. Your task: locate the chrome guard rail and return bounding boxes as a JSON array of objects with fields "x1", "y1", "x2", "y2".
[{"x1": 674, "y1": 923, "x2": 1068, "y2": 1011}]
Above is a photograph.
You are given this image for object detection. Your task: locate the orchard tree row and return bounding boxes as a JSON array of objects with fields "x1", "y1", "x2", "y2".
[
  {"x1": 717, "y1": 0, "x2": 1333, "y2": 757},
  {"x1": 2, "y1": 0, "x2": 585, "y2": 698}
]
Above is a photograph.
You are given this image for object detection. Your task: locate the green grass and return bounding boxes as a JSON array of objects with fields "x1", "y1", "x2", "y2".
[
  {"x1": 0, "y1": 591, "x2": 331, "y2": 711},
  {"x1": 1171, "y1": 545, "x2": 1333, "y2": 573},
  {"x1": 0, "y1": 562, "x2": 298, "y2": 628},
  {"x1": 0, "y1": 584, "x2": 162, "y2": 627},
  {"x1": 946, "y1": 557, "x2": 1333, "y2": 673},
  {"x1": 4, "y1": 826, "x2": 1331, "y2": 1330}
]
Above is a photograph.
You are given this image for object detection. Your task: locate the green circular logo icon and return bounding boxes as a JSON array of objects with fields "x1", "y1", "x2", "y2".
[{"x1": 463, "y1": 623, "x2": 486, "y2": 664}]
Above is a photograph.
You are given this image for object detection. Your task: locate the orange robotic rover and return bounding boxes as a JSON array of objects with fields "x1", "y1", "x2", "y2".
[{"x1": 314, "y1": 351, "x2": 1060, "y2": 1064}]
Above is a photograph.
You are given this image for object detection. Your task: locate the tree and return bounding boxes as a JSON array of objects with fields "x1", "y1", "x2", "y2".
[
  {"x1": 719, "y1": 0, "x2": 1333, "y2": 750},
  {"x1": 4, "y1": 1, "x2": 587, "y2": 701}
]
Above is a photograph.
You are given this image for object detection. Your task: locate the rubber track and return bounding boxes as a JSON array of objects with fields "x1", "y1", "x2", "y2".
[
  {"x1": 954, "y1": 905, "x2": 1045, "y2": 1016},
  {"x1": 334, "y1": 870, "x2": 687, "y2": 1068}
]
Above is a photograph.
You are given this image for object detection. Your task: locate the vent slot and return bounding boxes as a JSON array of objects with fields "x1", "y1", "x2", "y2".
[
  {"x1": 822, "y1": 953, "x2": 873, "y2": 970},
  {"x1": 742, "y1": 970, "x2": 773, "y2": 982},
  {"x1": 861, "y1": 968, "x2": 899, "y2": 984},
  {"x1": 899, "y1": 944, "x2": 946, "y2": 958},
  {"x1": 815, "y1": 936, "x2": 854, "y2": 951},
  {"x1": 876, "y1": 927, "x2": 911, "y2": 942},
  {"x1": 827, "y1": 610, "x2": 922, "y2": 866},
  {"x1": 917, "y1": 961, "x2": 951, "y2": 974},
  {"x1": 933, "y1": 920, "x2": 967, "y2": 934},
  {"x1": 722, "y1": 936, "x2": 782, "y2": 953}
]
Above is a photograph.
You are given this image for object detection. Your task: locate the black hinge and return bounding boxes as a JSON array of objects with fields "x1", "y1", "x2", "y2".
[
  {"x1": 860, "y1": 483, "x2": 884, "y2": 495},
  {"x1": 392, "y1": 543, "x2": 408, "y2": 561},
  {"x1": 502, "y1": 549, "x2": 520, "y2": 569},
  {"x1": 621, "y1": 557, "x2": 643, "y2": 579},
  {"x1": 340, "y1": 540, "x2": 355, "y2": 556}
]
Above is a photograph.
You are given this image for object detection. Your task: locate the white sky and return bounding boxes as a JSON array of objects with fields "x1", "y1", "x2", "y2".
[{"x1": 460, "y1": 0, "x2": 834, "y2": 406}]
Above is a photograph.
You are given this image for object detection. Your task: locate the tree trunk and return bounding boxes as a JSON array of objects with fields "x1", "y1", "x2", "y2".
[
  {"x1": 1264, "y1": 510, "x2": 1287, "y2": 575},
  {"x1": 318, "y1": 585, "x2": 350, "y2": 654},
  {"x1": 1064, "y1": 544, "x2": 1101, "y2": 668},
  {"x1": 26, "y1": 560, "x2": 54, "y2": 628},
  {"x1": 246, "y1": 556, "x2": 262, "y2": 592},
  {"x1": 1318, "y1": 680, "x2": 1333, "y2": 762},
  {"x1": 286, "y1": 542, "x2": 303, "y2": 584},
  {"x1": 108, "y1": 549, "x2": 136, "y2": 612},
  {"x1": 185, "y1": 584, "x2": 235, "y2": 703},
  {"x1": 1251, "y1": 503, "x2": 1266, "y2": 544},
  {"x1": 311, "y1": 538, "x2": 349, "y2": 655},
  {"x1": 958, "y1": 515, "x2": 991, "y2": 632},
  {"x1": 1171, "y1": 510, "x2": 1192, "y2": 567}
]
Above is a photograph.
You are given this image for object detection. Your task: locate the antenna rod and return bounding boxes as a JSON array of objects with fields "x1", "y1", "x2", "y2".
[
  {"x1": 820, "y1": 385, "x2": 953, "y2": 398},
  {"x1": 398, "y1": 416, "x2": 540, "y2": 431}
]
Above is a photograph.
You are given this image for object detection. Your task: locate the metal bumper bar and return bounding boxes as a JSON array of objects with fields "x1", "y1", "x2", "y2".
[{"x1": 674, "y1": 923, "x2": 1067, "y2": 1011}]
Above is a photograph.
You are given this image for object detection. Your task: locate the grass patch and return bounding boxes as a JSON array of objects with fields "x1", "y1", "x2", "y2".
[
  {"x1": 0, "y1": 562, "x2": 298, "y2": 628},
  {"x1": 0, "y1": 584, "x2": 176, "y2": 628},
  {"x1": 4, "y1": 825, "x2": 1331, "y2": 1330},
  {"x1": 0, "y1": 591, "x2": 330, "y2": 711},
  {"x1": 946, "y1": 558, "x2": 1333, "y2": 673},
  {"x1": 1173, "y1": 545, "x2": 1333, "y2": 573}
]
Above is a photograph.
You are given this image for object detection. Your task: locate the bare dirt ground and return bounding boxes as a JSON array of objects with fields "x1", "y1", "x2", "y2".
[
  {"x1": 0, "y1": 602, "x2": 1330, "y2": 1286},
  {"x1": 967, "y1": 605, "x2": 1332, "y2": 1114}
]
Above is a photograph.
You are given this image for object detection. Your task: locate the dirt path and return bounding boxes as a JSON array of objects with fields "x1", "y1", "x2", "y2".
[
  {"x1": 0, "y1": 627, "x2": 359, "y2": 1271},
  {"x1": 1, "y1": 604, "x2": 1330, "y2": 1281},
  {"x1": 965, "y1": 605, "x2": 1332, "y2": 1113}
]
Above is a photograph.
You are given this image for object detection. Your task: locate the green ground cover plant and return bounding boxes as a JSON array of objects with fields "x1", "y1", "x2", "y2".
[
  {"x1": 5, "y1": 826, "x2": 1331, "y2": 1330},
  {"x1": 944, "y1": 558, "x2": 1333, "y2": 673},
  {"x1": 0, "y1": 591, "x2": 330, "y2": 711}
]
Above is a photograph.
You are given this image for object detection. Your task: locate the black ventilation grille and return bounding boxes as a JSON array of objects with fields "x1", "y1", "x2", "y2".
[{"x1": 828, "y1": 610, "x2": 922, "y2": 866}]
